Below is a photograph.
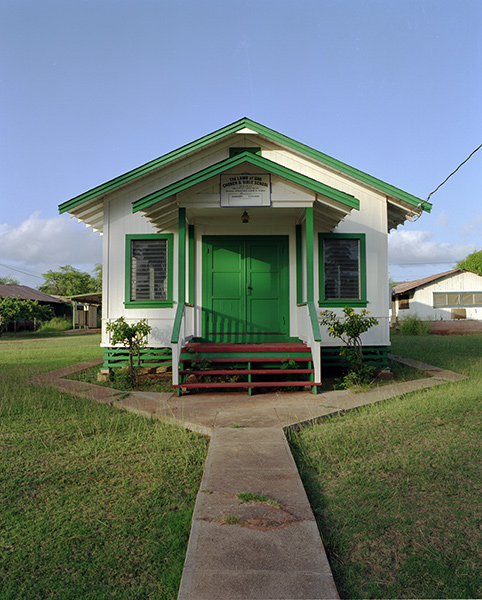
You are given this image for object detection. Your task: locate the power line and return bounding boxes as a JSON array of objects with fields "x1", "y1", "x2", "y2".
[
  {"x1": 0, "y1": 263, "x2": 43, "y2": 280},
  {"x1": 425, "y1": 142, "x2": 482, "y2": 203}
]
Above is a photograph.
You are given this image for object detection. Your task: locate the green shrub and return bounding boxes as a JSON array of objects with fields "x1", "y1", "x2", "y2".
[
  {"x1": 398, "y1": 314, "x2": 430, "y2": 335},
  {"x1": 37, "y1": 316, "x2": 72, "y2": 332},
  {"x1": 320, "y1": 306, "x2": 379, "y2": 369}
]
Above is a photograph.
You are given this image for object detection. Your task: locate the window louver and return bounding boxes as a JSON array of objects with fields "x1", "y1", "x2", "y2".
[
  {"x1": 131, "y1": 239, "x2": 168, "y2": 301},
  {"x1": 323, "y1": 238, "x2": 360, "y2": 299}
]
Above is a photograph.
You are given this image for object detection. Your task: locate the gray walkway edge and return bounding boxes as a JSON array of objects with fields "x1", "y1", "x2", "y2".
[{"x1": 30, "y1": 356, "x2": 467, "y2": 600}]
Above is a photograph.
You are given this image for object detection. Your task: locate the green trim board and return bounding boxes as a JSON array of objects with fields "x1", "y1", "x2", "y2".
[
  {"x1": 59, "y1": 117, "x2": 430, "y2": 216},
  {"x1": 124, "y1": 233, "x2": 174, "y2": 308},
  {"x1": 318, "y1": 233, "x2": 367, "y2": 307},
  {"x1": 132, "y1": 151, "x2": 359, "y2": 213}
]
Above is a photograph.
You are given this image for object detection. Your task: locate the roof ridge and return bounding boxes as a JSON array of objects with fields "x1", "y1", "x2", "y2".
[{"x1": 394, "y1": 269, "x2": 465, "y2": 293}]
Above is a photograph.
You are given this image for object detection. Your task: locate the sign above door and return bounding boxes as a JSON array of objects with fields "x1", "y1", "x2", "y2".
[{"x1": 220, "y1": 174, "x2": 271, "y2": 207}]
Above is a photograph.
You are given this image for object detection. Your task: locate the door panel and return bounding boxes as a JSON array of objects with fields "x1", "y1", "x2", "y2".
[
  {"x1": 203, "y1": 236, "x2": 289, "y2": 342},
  {"x1": 247, "y1": 241, "x2": 284, "y2": 337},
  {"x1": 209, "y1": 241, "x2": 245, "y2": 338}
]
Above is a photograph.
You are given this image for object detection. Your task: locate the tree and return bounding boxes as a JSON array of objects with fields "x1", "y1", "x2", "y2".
[
  {"x1": 0, "y1": 276, "x2": 20, "y2": 285},
  {"x1": 39, "y1": 265, "x2": 100, "y2": 296},
  {"x1": 92, "y1": 263, "x2": 102, "y2": 293},
  {"x1": 456, "y1": 249, "x2": 482, "y2": 275},
  {"x1": 319, "y1": 306, "x2": 379, "y2": 369},
  {"x1": 0, "y1": 297, "x2": 53, "y2": 335},
  {"x1": 105, "y1": 317, "x2": 152, "y2": 384}
]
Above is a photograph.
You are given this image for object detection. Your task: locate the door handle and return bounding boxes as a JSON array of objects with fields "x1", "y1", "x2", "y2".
[{"x1": 247, "y1": 286, "x2": 253, "y2": 290}]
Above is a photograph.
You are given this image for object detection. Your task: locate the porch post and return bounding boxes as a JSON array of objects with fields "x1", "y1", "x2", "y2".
[
  {"x1": 188, "y1": 224, "x2": 195, "y2": 304},
  {"x1": 296, "y1": 224, "x2": 303, "y2": 304},
  {"x1": 178, "y1": 207, "x2": 186, "y2": 304},
  {"x1": 172, "y1": 207, "x2": 187, "y2": 391},
  {"x1": 305, "y1": 206, "x2": 321, "y2": 391},
  {"x1": 306, "y1": 207, "x2": 314, "y2": 302}
]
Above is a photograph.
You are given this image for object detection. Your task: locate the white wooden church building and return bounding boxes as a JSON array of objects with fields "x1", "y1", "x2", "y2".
[{"x1": 59, "y1": 118, "x2": 431, "y2": 393}]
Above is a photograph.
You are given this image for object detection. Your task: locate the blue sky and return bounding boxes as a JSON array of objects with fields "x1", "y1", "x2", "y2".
[{"x1": 1, "y1": 0, "x2": 481, "y2": 286}]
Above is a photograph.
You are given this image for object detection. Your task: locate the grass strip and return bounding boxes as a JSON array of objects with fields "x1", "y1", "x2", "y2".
[
  {"x1": 0, "y1": 332, "x2": 208, "y2": 600},
  {"x1": 289, "y1": 333, "x2": 482, "y2": 599}
]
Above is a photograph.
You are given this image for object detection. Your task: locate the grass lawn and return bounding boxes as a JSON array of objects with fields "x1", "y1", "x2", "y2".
[
  {"x1": 289, "y1": 333, "x2": 482, "y2": 599},
  {"x1": 0, "y1": 331, "x2": 209, "y2": 600}
]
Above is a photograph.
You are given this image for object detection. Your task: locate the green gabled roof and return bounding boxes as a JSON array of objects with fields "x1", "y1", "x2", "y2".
[
  {"x1": 132, "y1": 151, "x2": 359, "y2": 213},
  {"x1": 59, "y1": 117, "x2": 431, "y2": 215}
]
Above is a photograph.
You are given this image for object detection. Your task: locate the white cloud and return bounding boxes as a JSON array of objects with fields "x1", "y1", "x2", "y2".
[
  {"x1": 388, "y1": 230, "x2": 477, "y2": 266},
  {"x1": 0, "y1": 212, "x2": 102, "y2": 285}
]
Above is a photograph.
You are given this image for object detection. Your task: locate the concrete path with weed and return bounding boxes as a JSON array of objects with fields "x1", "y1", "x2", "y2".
[{"x1": 32, "y1": 356, "x2": 466, "y2": 600}]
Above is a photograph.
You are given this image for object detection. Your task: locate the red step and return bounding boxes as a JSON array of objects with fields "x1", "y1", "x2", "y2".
[
  {"x1": 173, "y1": 381, "x2": 317, "y2": 389},
  {"x1": 178, "y1": 341, "x2": 317, "y2": 395},
  {"x1": 179, "y1": 369, "x2": 314, "y2": 376},
  {"x1": 184, "y1": 342, "x2": 309, "y2": 353}
]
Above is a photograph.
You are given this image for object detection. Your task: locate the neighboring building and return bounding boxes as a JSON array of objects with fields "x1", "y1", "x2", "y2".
[
  {"x1": 0, "y1": 284, "x2": 66, "y2": 331},
  {"x1": 392, "y1": 269, "x2": 482, "y2": 321},
  {"x1": 64, "y1": 292, "x2": 102, "y2": 329},
  {"x1": 58, "y1": 118, "x2": 431, "y2": 390}
]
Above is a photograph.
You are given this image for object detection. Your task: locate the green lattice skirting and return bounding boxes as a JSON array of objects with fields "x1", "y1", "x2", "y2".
[
  {"x1": 103, "y1": 347, "x2": 172, "y2": 369},
  {"x1": 322, "y1": 346, "x2": 389, "y2": 369}
]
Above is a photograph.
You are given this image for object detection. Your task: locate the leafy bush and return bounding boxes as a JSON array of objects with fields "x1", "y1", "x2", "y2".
[
  {"x1": 398, "y1": 314, "x2": 431, "y2": 335},
  {"x1": 105, "y1": 317, "x2": 152, "y2": 386},
  {"x1": 336, "y1": 364, "x2": 377, "y2": 390},
  {"x1": 320, "y1": 307, "x2": 380, "y2": 389},
  {"x1": 320, "y1": 306, "x2": 379, "y2": 369},
  {"x1": 0, "y1": 297, "x2": 53, "y2": 334},
  {"x1": 37, "y1": 316, "x2": 72, "y2": 332}
]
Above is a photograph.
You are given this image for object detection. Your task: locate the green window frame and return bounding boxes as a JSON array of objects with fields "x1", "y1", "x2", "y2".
[
  {"x1": 318, "y1": 233, "x2": 367, "y2": 307},
  {"x1": 124, "y1": 234, "x2": 173, "y2": 308}
]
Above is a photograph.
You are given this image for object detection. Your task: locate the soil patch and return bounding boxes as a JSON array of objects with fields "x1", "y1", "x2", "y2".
[{"x1": 429, "y1": 320, "x2": 482, "y2": 335}]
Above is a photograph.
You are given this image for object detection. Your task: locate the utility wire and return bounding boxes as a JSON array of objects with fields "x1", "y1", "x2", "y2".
[
  {"x1": 0, "y1": 263, "x2": 43, "y2": 280},
  {"x1": 425, "y1": 142, "x2": 482, "y2": 203}
]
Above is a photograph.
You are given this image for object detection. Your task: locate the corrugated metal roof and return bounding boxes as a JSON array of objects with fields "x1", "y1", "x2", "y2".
[
  {"x1": 0, "y1": 284, "x2": 64, "y2": 303},
  {"x1": 393, "y1": 269, "x2": 482, "y2": 295}
]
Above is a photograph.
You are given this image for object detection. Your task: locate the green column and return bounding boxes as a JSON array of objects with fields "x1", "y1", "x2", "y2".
[
  {"x1": 296, "y1": 224, "x2": 303, "y2": 304},
  {"x1": 188, "y1": 224, "x2": 195, "y2": 304},
  {"x1": 178, "y1": 207, "x2": 186, "y2": 304},
  {"x1": 306, "y1": 207, "x2": 314, "y2": 302}
]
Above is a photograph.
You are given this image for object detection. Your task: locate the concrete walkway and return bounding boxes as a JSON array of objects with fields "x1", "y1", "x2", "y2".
[{"x1": 31, "y1": 356, "x2": 466, "y2": 600}]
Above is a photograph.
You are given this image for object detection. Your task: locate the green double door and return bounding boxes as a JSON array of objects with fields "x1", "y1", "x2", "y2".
[{"x1": 202, "y1": 236, "x2": 289, "y2": 342}]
